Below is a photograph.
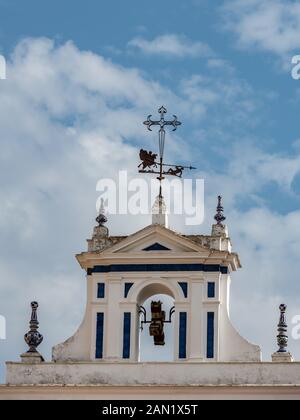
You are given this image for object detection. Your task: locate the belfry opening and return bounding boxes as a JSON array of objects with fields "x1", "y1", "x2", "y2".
[{"x1": 137, "y1": 283, "x2": 175, "y2": 362}]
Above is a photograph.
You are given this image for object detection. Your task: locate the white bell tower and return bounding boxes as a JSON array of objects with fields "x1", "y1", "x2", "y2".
[{"x1": 52, "y1": 196, "x2": 261, "y2": 363}]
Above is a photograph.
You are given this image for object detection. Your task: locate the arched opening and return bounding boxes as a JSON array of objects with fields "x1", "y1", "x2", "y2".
[{"x1": 137, "y1": 283, "x2": 175, "y2": 362}]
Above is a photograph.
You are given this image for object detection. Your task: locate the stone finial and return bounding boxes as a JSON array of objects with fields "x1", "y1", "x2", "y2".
[
  {"x1": 88, "y1": 199, "x2": 109, "y2": 251},
  {"x1": 214, "y1": 195, "x2": 226, "y2": 225},
  {"x1": 24, "y1": 302, "x2": 43, "y2": 352},
  {"x1": 276, "y1": 304, "x2": 288, "y2": 352},
  {"x1": 21, "y1": 301, "x2": 44, "y2": 363},
  {"x1": 211, "y1": 195, "x2": 228, "y2": 238},
  {"x1": 96, "y1": 198, "x2": 108, "y2": 227},
  {"x1": 93, "y1": 198, "x2": 109, "y2": 239},
  {"x1": 272, "y1": 304, "x2": 294, "y2": 362}
]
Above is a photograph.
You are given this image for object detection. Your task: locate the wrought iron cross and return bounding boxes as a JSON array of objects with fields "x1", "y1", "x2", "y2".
[
  {"x1": 143, "y1": 106, "x2": 181, "y2": 162},
  {"x1": 139, "y1": 106, "x2": 195, "y2": 196}
]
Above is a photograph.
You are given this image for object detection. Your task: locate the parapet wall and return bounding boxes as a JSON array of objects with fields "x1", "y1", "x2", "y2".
[{"x1": 5, "y1": 361, "x2": 300, "y2": 386}]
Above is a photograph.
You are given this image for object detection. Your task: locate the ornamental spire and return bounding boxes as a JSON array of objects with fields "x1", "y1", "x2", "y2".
[
  {"x1": 214, "y1": 195, "x2": 226, "y2": 225},
  {"x1": 24, "y1": 301, "x2": 43, "y2": 354},
  {"x1": 96, "y1": 198, "x2": 108, "y2": 227},
  {"x1": 272, "y1": 303, "x2": 294, "y2": 362},
  {"x1": 276, "y1": 304, "x2": 288, "y2": 353}
]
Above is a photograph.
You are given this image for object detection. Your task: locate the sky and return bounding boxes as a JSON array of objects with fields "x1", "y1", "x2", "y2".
[{"x1": 1, "y1": 0, "x2": 300, "y2": 382}]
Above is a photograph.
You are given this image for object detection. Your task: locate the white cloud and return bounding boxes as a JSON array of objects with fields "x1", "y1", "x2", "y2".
[
  {"x1": 128, "y1": 34, "x2": 214, "y2": 58},
  {"x1": 206, "y1": 58, "x2": 235, "y2": 74},
  {"x1": 222, "y1": 0, "x2": 300, "y2": 56},
  {"x1": 179, "y1": 72, "x2": 258, "y2": 124}
]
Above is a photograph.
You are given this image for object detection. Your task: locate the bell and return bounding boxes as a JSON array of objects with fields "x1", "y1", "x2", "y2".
[{"x1": 149, "y1": 301, "x2": 165, "y2": 346}]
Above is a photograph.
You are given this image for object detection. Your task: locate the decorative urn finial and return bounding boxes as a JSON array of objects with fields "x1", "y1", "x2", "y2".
[
  {"x1": 214, "y1": 195, "x2": 226, "y2": 225},
  {"x1": 96, "y1": 198, "x2": 108, "y2": 227},
  {"x1": 89, "y1": 198, "x2": 109, "y2": 249},
  {"x1": 272, "y1": 303, "x2": 294, "y2": 362},
  {"x1": 24, "y1": 301, "x2": 43, "y2": 353},
  {"x1": 276, "y1": 304, "x2": 288, "y2": 353}
]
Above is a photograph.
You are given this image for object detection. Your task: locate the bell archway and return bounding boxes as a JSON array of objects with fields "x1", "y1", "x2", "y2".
[
  {"x1": 125, "y1": 279, "x2": 186, "y2": 362},
  {"x1": 138, "y1": 293, "x2": 175, "y2": 361}
]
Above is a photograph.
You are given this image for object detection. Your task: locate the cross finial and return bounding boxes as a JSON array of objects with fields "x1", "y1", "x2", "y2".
[
  {"x1": 96, "y1": 198, "x2": 108, "y2": 227},
  {"x1": 143, "y1": 106, "x2": 181, "y2": 134},
  {"x1": 139, "y1": 106, "x2": 195, "y2": 202},
  {"x1": 214, "y1": 195, "x2": 226, "y2": 225},
  {"x1": 143, "y1": 106, "x2": 181, "y2": 162}
]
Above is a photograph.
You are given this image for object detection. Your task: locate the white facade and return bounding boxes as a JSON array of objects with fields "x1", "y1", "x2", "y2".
[
  {"x1": 51, "y1": 221, "x2": 261, "y2": 364},
  {"x1": 6, "y1": 361, "x2": 300, "y2": 387}
]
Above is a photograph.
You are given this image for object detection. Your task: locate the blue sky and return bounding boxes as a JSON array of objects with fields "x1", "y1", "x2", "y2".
[{"x1": 1, "y1": 0, "x2": 300, "y2": 383}]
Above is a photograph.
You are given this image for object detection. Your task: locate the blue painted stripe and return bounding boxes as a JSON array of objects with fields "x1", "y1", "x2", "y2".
[
  {"x1": 124, "y1": 282, "x2": 134, "y2": 298},
  {"x1": 123, "y1": 312, "x2": 131, "y2": 359},
  {"x1": 95, "y1": 313, "x2": 104, "y2": 359},
  {"x1": 207, "y1": 312, "x2": 214, "y2": 359},
  {"x1": 178, "y1": 282, "x2": 188, "y2": 298},
  {"x1": 97, "y1": 283, "x2": 105, "y2": 298},
  {"x1": 207, "y1": 282, "x2": 215, "y2": 298},
  {"x1": 88, "y1": 264, "x2": 228, "y2": 275},
  {"x1": 179, "y1": 312, "x2": 187, "y2": 359}
]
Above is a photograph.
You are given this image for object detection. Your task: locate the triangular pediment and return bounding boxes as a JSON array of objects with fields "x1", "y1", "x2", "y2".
[
  {"x1": 100, "y1": 224, "x2": 211, "y2": 255},
  {"x1": 77, "y1": 223, "x2": 241, "y2": 272}
]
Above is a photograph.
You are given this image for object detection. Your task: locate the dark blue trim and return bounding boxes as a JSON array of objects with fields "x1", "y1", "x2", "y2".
[
  {"x1": 179, "y1": 312, "x2": 187, "y2": 359},
  {"x1": 143, "y1": 243, "x2": 171, "y2": 251},
  {"x1": 178, "y1": 282, "x2": 188, "y2": 298},
  {"x1": 97, "y1": 283, "x2": 105, "y2": 299},
  {"x1": 124, "y1": 282, "x2": 134, "y2": 298},
  {"x1": 123, "y1": 312, "x2": 131, "y2": 359},
  {"x1": 207, "y1": 282, "x2": 215, "y2": 298},
  {"x1": 88, "y1": 264, "x2": 228, "y2": 274},
  {"x1": 207, "y1": 312, "x2": 214, "y2": 359},
  {"x1": 95, "y1": 313, "x2": 104, "y2": 359}
]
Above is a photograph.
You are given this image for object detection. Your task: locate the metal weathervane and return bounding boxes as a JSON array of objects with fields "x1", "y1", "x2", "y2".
[{"x1": 139, "y1": 106, "x2": 195, "y2": 195}]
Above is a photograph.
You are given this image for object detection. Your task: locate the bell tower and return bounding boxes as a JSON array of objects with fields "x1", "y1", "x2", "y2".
[
  {"x1": 52, "y1": 194, "x2": 261, "y2": 363},
  {"x1": 52, "y1": 106, "x2": 261, "y2": 363}
]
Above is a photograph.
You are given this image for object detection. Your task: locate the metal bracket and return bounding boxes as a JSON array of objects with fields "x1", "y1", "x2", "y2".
[{"x1": 138, "y1": 305, "x2": 175, "y2": 332}]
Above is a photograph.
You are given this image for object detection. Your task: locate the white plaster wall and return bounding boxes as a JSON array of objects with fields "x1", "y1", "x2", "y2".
[
  {"x1": 218, "y1": 274, "x2": 261, "y2": 362},
  {"x1": 189, "y1": 277, "x2": 204, "y2": 360},
  {"x1": 2, "y1": 384, "x2": 300, "y2": 400},
  {"x1": 6, "y1": 362, "x2": 300, "y2": 386},
  {"x1": 52, "y1": 268, "x2": 261, "y2": 364},
  {"x1": 53, "y1": 273, "x2": 186, "y2": 362},
  {"x1": 52, "y1": 276, "x2": 93, "y2": 361}
]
